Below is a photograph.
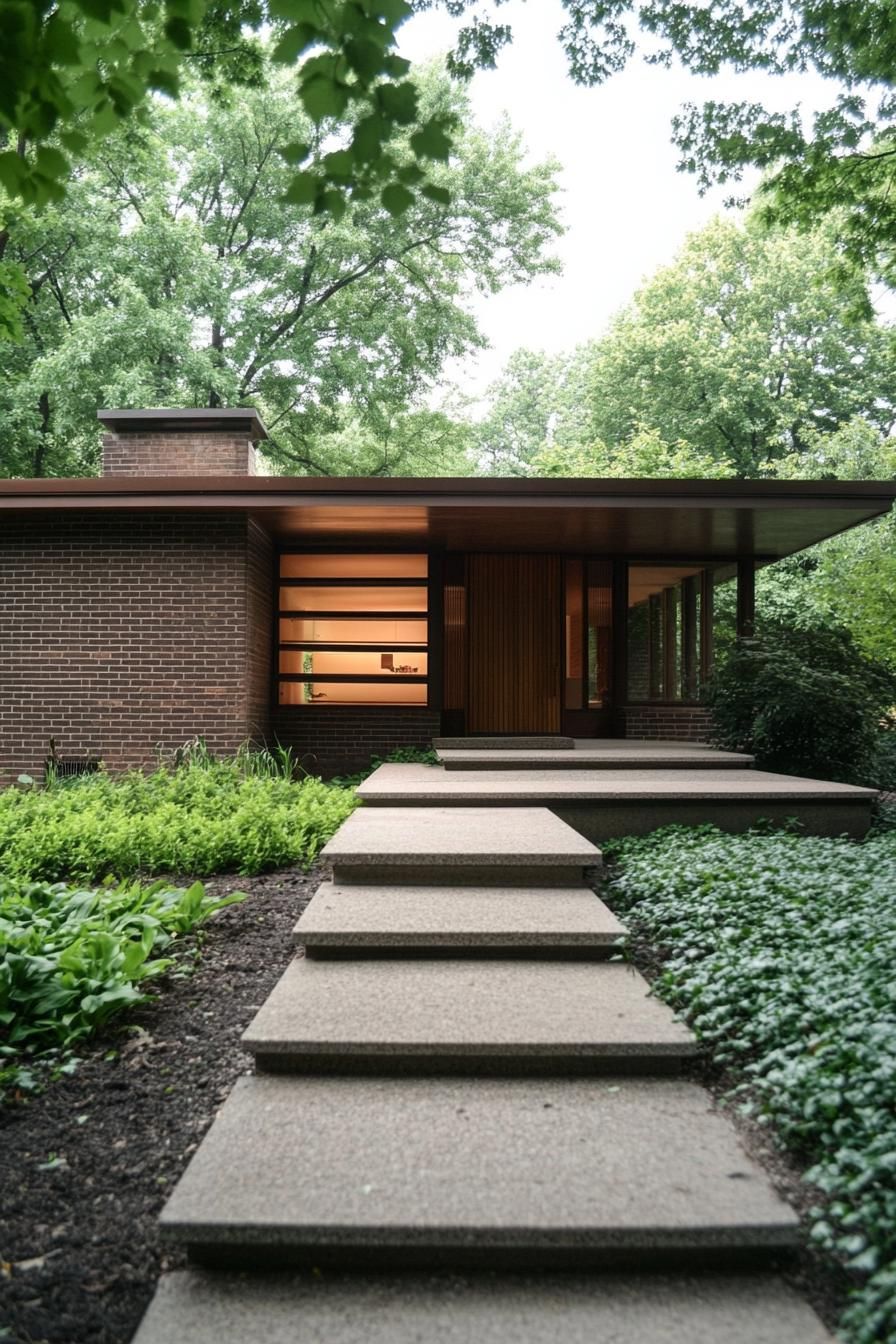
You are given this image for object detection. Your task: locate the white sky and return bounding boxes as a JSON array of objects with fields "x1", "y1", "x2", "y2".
[{"x1": 398, "y1": 1, "x2": 836, "y2": 398}]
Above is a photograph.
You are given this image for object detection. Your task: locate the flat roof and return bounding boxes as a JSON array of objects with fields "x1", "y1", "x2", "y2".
[{"x1": 0, "y1": 476, "x2": 893, "y2": 561}]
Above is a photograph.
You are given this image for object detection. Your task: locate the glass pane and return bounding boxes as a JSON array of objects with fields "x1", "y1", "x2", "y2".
[
  {"x1": 279, "y1": 650, "x2": 428, "y2": 677},
  {"x1": 280, "y1": 617, "x2": 428, "y2": 646},
  {"x1": 279, "y1": 585, "x2": 428, "y2": 613},
  {"x1": 628, "y1": 565, "x2": 704, "y2": 702},
  {"x1": 586, "y1": 562, "x2": 613, "y2": 707},
  {"x1": 280, "y1": 553, "x2": 427, "y2": 579},
  {"x1": 278, "y1": 681, "x2": 428, "y2": 706},
  {"x1": 564, "y1": 559, "x2": 583, "y2": 710}
]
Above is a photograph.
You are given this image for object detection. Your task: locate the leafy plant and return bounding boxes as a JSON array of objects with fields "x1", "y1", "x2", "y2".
[
  {"x1": 0, "y1": 759, "x2": 358, "y2": 881},
  {"x1": 703, "y1": 623, "x2": 896, "y2": 783},
  {"x1": 331, "y1": 744, "x2": 439, "y2": 789},
  {"x1": 606, "y1": 825, "x2": 896, "y2": 1344},
  {"x1": 0, "y1": 874, "x2": 245, "y2": 1094}
]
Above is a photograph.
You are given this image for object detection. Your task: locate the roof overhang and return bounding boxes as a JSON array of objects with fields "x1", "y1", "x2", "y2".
[{"x1": 0, "y1": 476, "x2": 893, "y2": 562}]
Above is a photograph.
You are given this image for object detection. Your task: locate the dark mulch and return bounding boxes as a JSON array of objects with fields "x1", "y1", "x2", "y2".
[{"x1": 0, "y1": 864, "x2": 321, "y2": 1344}]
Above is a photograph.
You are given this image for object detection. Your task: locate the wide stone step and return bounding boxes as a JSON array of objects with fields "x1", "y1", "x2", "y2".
[
  {"x1": 437, "y1": 747, "x2": 755, "y2": 771},
  {"x1": 159, "y1": 1075, "x2": 800, "y2": 1268},
  {"x1": 242, "y1": 958, "x2": 692, "y2": 1074},
  {"x1": 356, "y1": 766, "x2": 877, "y2": 842},
  {"x1": 296, "y1": 881, "x2": 625, "y2": 956},
  {"x1": 133, "y1": 1269, "x2": 835, "y2": 1344},
  {"x1": 434, "y1": 736, "x2": 575, "y2": 751},
  {"x1": 321, "y1": 806, "x2": 601, "y2": 885}
]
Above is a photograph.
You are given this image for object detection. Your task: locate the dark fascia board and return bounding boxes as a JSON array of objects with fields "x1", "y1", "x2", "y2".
[
  {"x1": 97, "y1": 408, "x2": 268, "y2": 440},
  {"x1": 1, "y1": 475, "x2": 895, "y2": 505}
]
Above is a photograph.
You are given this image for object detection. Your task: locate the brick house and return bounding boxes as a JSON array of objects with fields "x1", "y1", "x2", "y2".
[{"x1": 1, "y1": 408, "x2": 893, "y2": 782}]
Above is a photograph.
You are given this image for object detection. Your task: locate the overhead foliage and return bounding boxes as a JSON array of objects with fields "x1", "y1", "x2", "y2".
[{"x1": 0, "y1": 59, "x2": 561, "y2": 477}]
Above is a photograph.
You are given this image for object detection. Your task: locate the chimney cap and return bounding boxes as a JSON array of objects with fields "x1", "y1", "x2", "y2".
[{"x1": 97, "y1": 407, "x2": 268, "y2": 440}]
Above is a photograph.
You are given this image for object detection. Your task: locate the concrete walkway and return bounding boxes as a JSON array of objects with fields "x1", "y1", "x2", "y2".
[{"x1": 135, "y1": 793, "x2": 834, "y2": 1341}]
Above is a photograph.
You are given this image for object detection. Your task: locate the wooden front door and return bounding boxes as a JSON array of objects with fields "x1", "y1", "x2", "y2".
[{"x1": 467, "y1": 554, "x2": 561, "y2": 733}]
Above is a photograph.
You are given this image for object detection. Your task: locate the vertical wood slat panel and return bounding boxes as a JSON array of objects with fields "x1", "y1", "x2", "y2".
[{"x1": 467, "y1": 554, "x2": 560, "y2": 733}]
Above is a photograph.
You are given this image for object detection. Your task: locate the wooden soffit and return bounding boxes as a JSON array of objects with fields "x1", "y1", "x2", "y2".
[{"x1": 0, "y1": 477, "x2": 893, "y2": 562}]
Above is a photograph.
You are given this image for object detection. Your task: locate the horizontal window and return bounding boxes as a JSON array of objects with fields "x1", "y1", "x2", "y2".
[
  {"x1": 278, "y1": 681, "x2": 428, "y2": 706},
  {"x1": 280, "y1": 553, "x2": 428, "y2": 579},
  {"x1": 279, "y1": 585, "x2": 428, "y2": 614},
  {"x1": 279, "y1": 617, "x2": 428, "y2": 646},
  {"x1": 279, "y1": 650, "x2": 428, "y2": 677}
]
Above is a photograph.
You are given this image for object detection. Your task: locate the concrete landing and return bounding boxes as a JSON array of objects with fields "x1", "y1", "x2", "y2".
[
  {"x1": 133, "y1": 1270, "x2": 836, "y2": 1344},
  {"x1": 159, "y1": 1074, "x2": 800, "y2": 1266},
  {"x1": 434, "y1": 736, "x2": 575, "y2": 751},
  {"x1": 242, "y1": 957, "x2": 694, "y2": 1073},
  {"x1": 296, "y1": 881, "x2": 625, "y2": 955},
  {"x1": 321, "y1": 805, "x2": 601, "y2": 884},
  {"x1": 357, "y1": 765, "x2": 877, "y2": 840},
  {"x1": 438, "y1": 743, "x2": 755, "y2": 771}
]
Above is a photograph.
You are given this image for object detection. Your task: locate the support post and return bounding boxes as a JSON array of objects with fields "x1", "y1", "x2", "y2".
[{"x1": 736, "y1": 559, "x2": 756, "y2": 639}]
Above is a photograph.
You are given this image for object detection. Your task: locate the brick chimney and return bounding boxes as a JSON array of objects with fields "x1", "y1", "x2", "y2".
[{"x1": 98, "y1": 408, "x2": 267, "y2": 477}]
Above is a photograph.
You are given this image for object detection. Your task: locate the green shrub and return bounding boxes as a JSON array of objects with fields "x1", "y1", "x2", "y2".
[
  {"x1": 0, "y1": 875, "x2": 245, "y2": 1092},
  {"x1": 331, "y1": 745, "x2": 439, "y2": 789},
  {"x1": 0, "y1": 762, "x2": 358, "y2": 882},
  {"x1": 703, "y1": 623, "x2": 896, "y2": 782},
  {"x1": 607, "y1": 825, "x2": 896, "y2": 1344}
]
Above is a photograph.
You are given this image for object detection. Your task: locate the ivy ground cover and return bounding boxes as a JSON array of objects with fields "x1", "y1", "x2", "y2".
[{"x1": 605, "y1": 825, "x2": 896, "y2": 1344}]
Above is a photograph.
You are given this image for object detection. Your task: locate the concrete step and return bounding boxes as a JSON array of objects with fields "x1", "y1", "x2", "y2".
[
  {"x1": 159, "y1": 1074, "x2": 800, "y2": 1268},
  {"x1": 133, "y1": 1269, "x2": 836, "y2": 1343},
  {"x1": 356, "y1": 766, "x2": 877, "y2": 842},
  {"x1": 434, "y1": 736, "x2": 575, "y2": 751},
  {"x1": 296, "y1": 881, "x2": 625, "y2": 956},
  {"x1": 321, "y1": 805, "x2": 601, "y2": 885},
  {"x1": 242, "y1": 958, "x2": 693, "y2": 1074},
  {"x1": 437, "y1": 747, "x2": 755, "y2": 771}
]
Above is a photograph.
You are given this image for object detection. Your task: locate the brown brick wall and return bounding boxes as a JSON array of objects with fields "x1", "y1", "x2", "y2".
[
  {"x1": 102, "y1": 431, "x2": 257, "y2": 477},
  {"x1": 621, "y1": 706, "x2": 713, "y2": 742},
  {"x1": 0, "y1": 514, "x2": 272, "y2": 783},
  {"x1": 271, "y1": 707, "x2": 442, "y2": 777}
]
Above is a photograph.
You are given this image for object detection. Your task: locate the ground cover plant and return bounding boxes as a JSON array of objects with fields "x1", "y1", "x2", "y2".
[
  {"x1": 605, "y1": 825, "x2": 896, "y2": 1344},
  {"x1": 0, "y1": 875, "x2": 245, "y2": 1095},
  {"x1": 0, "y1": 755, "x2": 358, "y2": 882}
]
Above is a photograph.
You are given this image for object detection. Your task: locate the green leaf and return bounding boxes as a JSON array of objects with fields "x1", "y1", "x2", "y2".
[
  {"x1": 381, "y1": 182, "x2": 413, "y2": 216},
  {"x1": 410, "y1": 120, "x2": 453, "y2": 162},
  {"x1": 163, "y1": 16, "x2": 193, "y2": 50},
  {"x1": 0, "y1": 153, "x2": 27, "y2": 196},
  {"x1": 272, "y1": 23, "x2": 317, "y2": 65},
  {"x1": 377, "y1": 80, "x2": 418, "y2": 126},
  {"x1": 420, "y1": 182, "x2": 451, "y2": 206},
  {"x1": 344, "y1": 37, "x2": 386, "y2": 80},
  {"x1": 316, "y1": 188, "x2": 346, "y2": 221},
  {"x1": 283, "y1": 171, "x2": 318, "y2": 205},
  {"x1": 300, "y1": 73, "x2": 350, "y2": 122},
  {"x1": 351, "y1": 112, "x2": 388, "y2": 163},
  {"x1": 322, "y1": 148, "x2": 354, "y2": 181},
  {"x1": 278, "y1": 141, "x2": 311, "y2": 167}
]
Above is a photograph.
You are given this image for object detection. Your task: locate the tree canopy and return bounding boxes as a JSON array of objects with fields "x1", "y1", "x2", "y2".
[
  {"x1": 0, "y1": 58, "x2": 560, "y2": 477},
  {"x1": 475, "y1": 213, "x2": 896, "y2": 478}
]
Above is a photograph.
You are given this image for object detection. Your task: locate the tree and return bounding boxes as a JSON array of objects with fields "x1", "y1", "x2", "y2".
[
  {"x1": 0, "y1": 60, "x2": 561, "y2": 477},
  {"x1": 581, "y1": 215, "x2": 896, "y2": 476},
  {"x1": 532, "y1": 426, "x2": 734, "y2": 479}
]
